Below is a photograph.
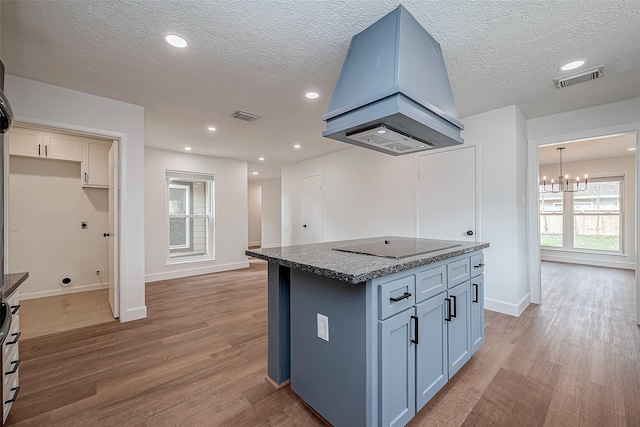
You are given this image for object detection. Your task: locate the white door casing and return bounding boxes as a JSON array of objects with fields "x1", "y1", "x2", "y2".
[
  {"x1": 108, "y1": 141, "x2": 120, "y2": 318},
  {"x1": 302, "y1": 174, "x2": 323, "y2": 244},
  {"x1": 417, "y1": 147, "x2": 477, "y2": 242}
]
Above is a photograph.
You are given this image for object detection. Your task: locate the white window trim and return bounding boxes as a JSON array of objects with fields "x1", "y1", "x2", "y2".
[
  {"x1": 168, "y1": 182, "x2": 191, "y2": 250},
  {"x1": 165, "y1": 170, "x2": 215, "y2": 265}
]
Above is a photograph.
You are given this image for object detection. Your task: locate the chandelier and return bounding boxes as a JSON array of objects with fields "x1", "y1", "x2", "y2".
[{"x1": 539, "y1": 147, "x2": 587, "y2": 193}]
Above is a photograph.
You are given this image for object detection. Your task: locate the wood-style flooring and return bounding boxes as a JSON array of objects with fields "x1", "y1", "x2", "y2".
[
  {"x1": 19, "y1": 289, "x2": 115, "y2": 340},
  {"x1": 6, "y1": 261, "x2": 640, "y2": 426}
]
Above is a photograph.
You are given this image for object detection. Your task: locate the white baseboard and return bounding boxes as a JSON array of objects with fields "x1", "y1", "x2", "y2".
[
  {"x1": 541, "y1": 252, "x2": 635, "y2": 270},
  {"x1": 260, "y1": 243, "x2": 282, "y2": 249},
  {"x1": 144, "y1": 261, "x2": 250, "y2": 283},
  {"x1": 20, "y1": 282, "x2": 109, "y2": 300},
  {"x1": 484, "y1": 293, "x2": 531, "y2": 317},
  {"x1": 121, "y1": 305, "x2": 147, "y2": 322}
]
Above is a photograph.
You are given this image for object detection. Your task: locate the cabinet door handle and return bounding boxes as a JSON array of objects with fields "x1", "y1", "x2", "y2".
[
  {"x1": 411, "y1": 315, "x2": 419, "y2": 345},
  {"x1": 5, "y1": 359, "x2": 20, "y2": 375},
  {"x1": 45, "y1": 145, "x2": 48, "y2": 157},
  {"x1": 473, "y1": 284, "x2": 479, "y2": 303},
  {"x1": 390, "y1": 292, "x2": 412, "y2": 303},
  {"x1": 84, "y1": 172, "x2": 88, "y2": 184},
  {"x1": 474, "y1": 263, "x2": 485, "y2": 269},
  {"x1": 445, "y1": 298, "x2": 452, "y2": 322},
  {"x1": 450, "y1": 295, "x2": 457, "y2": 318},
  {"x1": 11, "y1": 304, "x2": 20, "y2": 315},
  {"x1": 6, "y1": 332, "x2": 21, "y2": 345},
  {"x1": 5, "y1": 386, "x2": 20, "y2": 404},
  {"x1": 38, "y1": 144, "x2": 41, "y2": 156}
]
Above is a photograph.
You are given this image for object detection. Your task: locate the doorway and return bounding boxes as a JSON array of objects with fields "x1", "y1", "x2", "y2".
[
  {"x1": 6, "y1": 123, "x2": 121, "y2": 338},
  {"x1": 529, "y1": 130, "x2": 638, "y2": 323}
]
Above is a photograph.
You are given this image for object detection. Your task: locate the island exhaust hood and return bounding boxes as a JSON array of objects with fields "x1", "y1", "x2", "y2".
[{"x1": 322, "y1": 5, "x2": 463, "y2": 155}]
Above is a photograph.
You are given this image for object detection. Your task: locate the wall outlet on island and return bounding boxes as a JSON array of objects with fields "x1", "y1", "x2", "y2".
[{"x1": 317, "y1": 313, "x2": 329, "y2": 341}]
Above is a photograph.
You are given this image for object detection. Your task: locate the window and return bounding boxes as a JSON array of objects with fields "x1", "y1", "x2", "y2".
[
  {"x1": 166, "y1": 170, "x2": 215, "y2": 262},
  {"x1": 539, "y1": 176, "x2": 622, "y2": 253}
]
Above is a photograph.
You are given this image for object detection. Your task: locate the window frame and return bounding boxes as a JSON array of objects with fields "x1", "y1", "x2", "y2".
[
  {"x1": 539, "y1": 175, "x2": 624, "y2": 255},
  {"x1": 165, "y1": 170, "x2": 215, "y2": 265}
]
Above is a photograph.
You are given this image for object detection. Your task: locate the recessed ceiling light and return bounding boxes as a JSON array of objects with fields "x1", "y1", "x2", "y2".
[
  {"x1": 165, "y1": 34, "x2": 187, "y2": 48},
  {"x1": 207, "y1": 126, "x2": 216, "y2": 131},
  {"x1": 628, "y1": 147, "x2": 636, "y2": 151},
  {"x1": 377, "y1": 129, "x2": 386, "y2": 134},
  {"x1": 184, "y1": 146, "x2": 192, "y2": 151},
  {"x1": 306, "y1": 92, "x2": 319, "y2": 99},
  {"x1": 252, "y1": 171, "x2": 259, "y2": 175},
  {"x1": 560, "y1": 60, "x2": 584, "y2": 71},
  {"x1": 294, "y1": 144, "x2": 301, "y2": 149},
  {"x1": 259, "y1": 157, "x2": 265, "y2": 161}
]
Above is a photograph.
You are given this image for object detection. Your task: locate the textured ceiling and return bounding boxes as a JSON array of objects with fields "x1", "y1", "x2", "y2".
[{"x1": 2, "y1": 0, "x2": 640, "y2": 180}]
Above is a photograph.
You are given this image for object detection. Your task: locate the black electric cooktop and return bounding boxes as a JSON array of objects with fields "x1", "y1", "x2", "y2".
[{"x1": 332, "y1": 238, "x2": 461, "y2": 260}]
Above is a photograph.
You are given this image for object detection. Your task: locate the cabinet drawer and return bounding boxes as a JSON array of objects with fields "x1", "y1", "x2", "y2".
[
  {"x1": 470, "y1": 253, "x2": 484, "y2": 278},
  {"x1": 3, "y1": 315, "x2": 20, "y2": 361},
  {"x1": 415, "y1": 266, "x2": 447, "y2": 303},
  {"x1": 378, "y1": 275, "x2": 415, "y2": 320},
  {"x1": 6, "y1": 290, "x2": 19, "y2": 311},
  {"x1": 2, "y1": 368, "x2": 19, "y2": 423},
  {"x1": 447, "y1": 259, "x2": 470, "y2": 288}
]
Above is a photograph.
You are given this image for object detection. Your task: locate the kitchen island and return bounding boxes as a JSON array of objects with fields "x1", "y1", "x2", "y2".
[{"x1": 246, "y1": 237, "x2": 488, "y2": 427}]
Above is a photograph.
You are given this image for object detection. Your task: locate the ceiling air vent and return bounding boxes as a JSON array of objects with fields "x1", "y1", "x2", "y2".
[
  {"x1": 233, "y1": 110, "x2": 260, "y2": 122},
  {"x1": 554, "y1": 65, "x2": 604, "y2": 88}
]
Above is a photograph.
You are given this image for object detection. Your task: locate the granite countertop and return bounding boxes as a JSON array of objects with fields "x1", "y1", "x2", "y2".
[
  {"x1": 246, "y1": 236, "x2": 488, "y2": 284},
  {"x1": 1, "y1": 272, "x2": 29, "y2": 299}
]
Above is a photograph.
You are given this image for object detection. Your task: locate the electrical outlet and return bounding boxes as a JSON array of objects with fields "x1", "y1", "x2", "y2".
[
  {"x1": 317, "y1": 313, "x2": 329, "y2": 341},
  {"x1": 10, "y1": 223, "x2": 20, "y2": 232}
]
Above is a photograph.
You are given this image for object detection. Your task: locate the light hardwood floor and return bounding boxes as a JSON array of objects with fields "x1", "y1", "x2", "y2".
[
  {"x1": 19, "y1": 289, "x2": 115, "y2": 340},
  {"x1": 6, "y1": 261, "x2": 640, "y2": 426}
]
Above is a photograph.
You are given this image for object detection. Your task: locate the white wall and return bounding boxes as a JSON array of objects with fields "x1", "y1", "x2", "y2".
[
  {"x1": 261, "y1": 178, "x2": 281, "y2": 248},
  {"x1": 9, "y1": 157, "x2": 109, "y2": 298},
  {"x1": 248, "y1": 183, "x2": 262, "y2": 246},
  {"x1": 5, "y1": 75, "x2": 146, "y2": 321},
  {"x1": 461, "y1": 105, "x2": 530, "y2": 316},
  {"x1": 281, "y1": 107, "x2": 531, "y2": 316},
  {"x1": 538, "y1": 155, "x2": 636, "y2": 269},
  {"x1": 144, "y1": 147, "x2": 249, "y2": 282},
  {"x1": 281, "y1": 147, "x2": 416, "y2": 245}
]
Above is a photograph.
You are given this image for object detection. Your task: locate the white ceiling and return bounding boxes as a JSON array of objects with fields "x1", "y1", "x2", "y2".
[
  {"x1": 538, "y1": 132, "x2": 637, "y2": 166},
  {"x1": 2, "y1": 1, "x2": 640, "y2": 181}
]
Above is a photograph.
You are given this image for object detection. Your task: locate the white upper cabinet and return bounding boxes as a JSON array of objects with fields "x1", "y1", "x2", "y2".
[
  {"x1": 81, "y1": 138, "x2": 111, "y2": 188},
  {"x1": 43, "y1": 131, "x2": 83, "y2": 161},
  {"x1": 9, "y1": 127, "x2": 83, "y2": 162}
]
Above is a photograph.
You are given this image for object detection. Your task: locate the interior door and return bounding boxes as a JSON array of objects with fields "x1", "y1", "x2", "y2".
[
  {"x1": 417, "y1": 147, "x2": 477, "y2": 241},
  {"x1": 302, "y1": 174, "x2": 322, "y2": 244},
  {"x1": 108, "y1": 141, "x2": 119, "y2": 318}
]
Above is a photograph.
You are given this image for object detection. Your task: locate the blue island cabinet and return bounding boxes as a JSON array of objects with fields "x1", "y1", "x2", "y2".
[{"x1": 287, "y1": 250, "x2": 485, "y2": 427}]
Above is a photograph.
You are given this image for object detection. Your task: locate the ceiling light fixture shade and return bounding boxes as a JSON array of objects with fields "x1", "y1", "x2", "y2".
[
  {"x1": 539, "y1": 147, "x2": 587, "y2": 193},
  {"x1": 165, "y1": 34, "x2": 187, "y2": 48},
  {"x1": 306, "y1": 92, "x2": 319, "y2": 99},
  {"x1": 560, "y1": 60, "x2": 584, "y2": 71}
]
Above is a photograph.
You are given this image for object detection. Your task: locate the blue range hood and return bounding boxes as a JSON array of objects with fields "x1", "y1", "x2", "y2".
[{"x1": 323, "y1": 5, "x2": 463, "y2": 155}]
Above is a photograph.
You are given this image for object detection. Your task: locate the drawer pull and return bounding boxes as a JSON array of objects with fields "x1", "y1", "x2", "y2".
[
  {"x1": 5, "y1": 360, "x2": 20, "y2": 375},
  {"x1": 473, "y1": 284, "x2": 479, "y2": 303},
  {"x1": 411, "y1": 315, "x2": 419, "y2": 345},
  {"x1": 11, "y1": 304, "x2": 20, "y2": 315},
  {"x1": 445, "y1": 298, "x2": 452, "y2": 322},
  {"x1": 473, "y1": 263, "x2": 485, "y2": 269},
  {"x1": 5, "y1": 386, "x2": 20, "y2": 404},
  {"x1": 6, "y1": 332, "x2": 21, "y2": 345},
  {"x1": 390, "y1": 292, "x2": 412, "y2": 303}
]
